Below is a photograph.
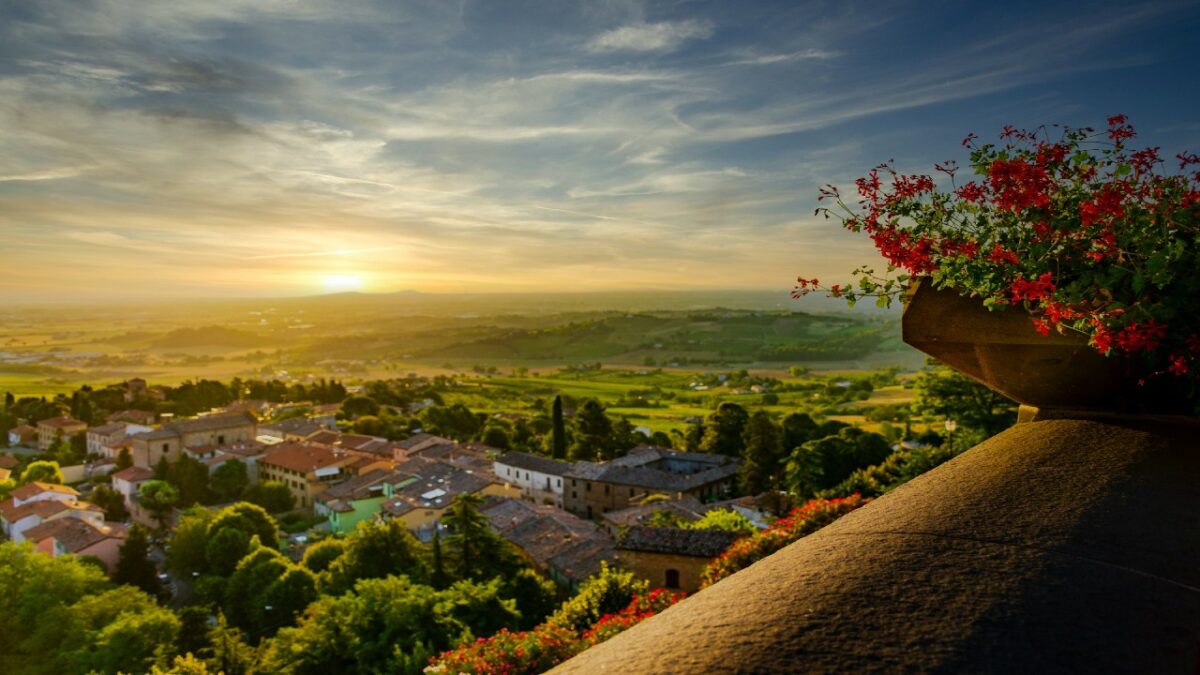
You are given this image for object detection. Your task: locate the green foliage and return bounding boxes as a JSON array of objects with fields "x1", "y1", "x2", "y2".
[
  {"x1": 259, "y1": 575, "x2": 515, "y2": 675},
  {"x1": 243, "y1": 481, "x2": 296, "y2": 514},
  {"x1": 115, "y1": 447, "x2": 133, "y2": 470},
  {"x1": 206, "y1": 526, "x2": 252, "y2": 577},
  {"x1": 784, "y1": 427, "x2": 893, "y2": 497},
  {"x1": 115, "y1": 525, "x2": 165, "y2": 599},
  {"x1": 19, "y1": 460, "x2": 63, "y2": 485},
  {"x1": 502, "y1": 568, "x2": 560, "y2": 630},
  {"x1": 0, "y1": 542, "x2": 179, "y2": 674},
  {"x1": 210, "y1": 502, "x2": 280, "y2": 550},
  {"x1": 699, "y1": 402, "x2": 749, "y2": 457},
  {"x1": 819, "y1": 443, "x2": 962, "y2": 499},
  {"x1": 167, "y1": 508, "x2": 214, "y2": 576},
  {"x1": 738, "y1": 410, "x2": 784, "y2": 495},
  {"x1": 551, "y1": 395, "x2": 567, "y2": 459},
  {"x1": 140, "y1": 480, "x2": 181, "y2": 529},
  {"x1": 168, "y1": 454, "x2": 212, "y2": 507},
  {"x1": 913, "y1": 360, "x2": 1017, "y2": 437},
  {"x1": 546, "y1": 562, "x2": 647, "y2": 633},
  {"x1": 685, "y1": 508, "x2": 758, "y2": 536},
  {"x1": 323, "y1": 519, "x2": 430, "y2": 595},
  {"x1": 569, "y1": 399, "x2": 614, "y2": 461},
  {"x1": 210, "y1": 459, "x2": 249, "y2": 503},
  {"x1": 300, "y1": 538, "x2": 347, "y2": 574},
  {"x1": 91, "y1": 484, "x2": 129, "y2": 521},
  {"x1": 202, "y1": 613, "x2": 258, "y2": 675},
  {"x1": 223, "y1": 547, "x2": 316, "y2": 637}
]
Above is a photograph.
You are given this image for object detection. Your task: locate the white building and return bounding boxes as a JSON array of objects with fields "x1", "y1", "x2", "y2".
[
  {"x1": 87, "y1": 421, "x2": 153, "y2": 457},
  {"x1": 493, "y1": 451, "x2": 571, "y2": 508}
]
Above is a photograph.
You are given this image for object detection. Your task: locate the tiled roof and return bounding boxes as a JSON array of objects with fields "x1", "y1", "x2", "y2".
[
  {"x1": 548, "y1": 538, "x2": 616, "y2": 583},
  {"x1": 111, "y1": 466, "x2": 155, "y2": 482},
  {"x1": 11, "y1": 482, "x2": 80, "y2": 501},
  {"x1": 617, "y1": 526, "x2": 740, "y2": 558},
  {"x1": 260, "y1": 418, "x2": 326, "y2": 437},
  {"x1": 600, "y1": 496, "x2": 709, "y2": 529},
  {"x1": 481, "y1": 498, "x2": 615, "y2": 582},
  {"x1": 563, "y1": 449, "x2": 739, "y2": 492},
  {"x1": 0, "y1": 497, "x2": 98, "y2": 523},
  {"x1": 260, "y1": 442, "x2": 347, "y2": 474},
  {"x1": 496, "y1": 451, "x2": 571, "y2": 476},
  {"x1": 171, "y1": 411, "x2": 256, "y2": 434},
  {"x1": 130, "y1": 428, "x2": 179, "y2": 441},
  {"x1": 381, "y1": 462, "x2": 492, "y2": 514},
  {"x1": 396, "y1": 433, "x2": 452, "y2": 449},
  {"x1": 88, "y1": 422, "x2": 129, "y2": 436},
  {"x1": 316, "y1": 469, "x2": 402, "y2": 502},
  {"x1": 24, "y1": 518, "x2": 126, "y2": 552},
  {"x1": 106, "y1": 409, "x2": 155, "y2": 424},
  {"x1": 37, "y1": 416, "x2": 86, "y2": 429},
  {"x1": 0, "y1": 455, "x2": 19, "y2": 470}
]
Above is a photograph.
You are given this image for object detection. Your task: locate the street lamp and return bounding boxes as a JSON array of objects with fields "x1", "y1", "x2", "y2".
[{"x1": 944, "y1": 419, "x2": 957, "y2": 446}]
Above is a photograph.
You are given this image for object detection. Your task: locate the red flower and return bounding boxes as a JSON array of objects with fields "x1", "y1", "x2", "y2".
[
  {"x1": 986, "y1": 243, "x2": 1019, "y2": 266},
  {"x1": 1010, "y1": 272, "x2": 1056, "y2": 303}
]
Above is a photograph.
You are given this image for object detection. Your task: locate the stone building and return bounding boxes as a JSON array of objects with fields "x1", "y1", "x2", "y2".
[
  {"x1": 127, "y1": 411, "x2": 256, "y2": 468},
  {"x1": 616, "y1": 525, "x2": 739, "y2": 593},
  {"x1": 36, "y1": 416, "x2": 87, "y2": 450},
  {"x1": 562, "y1": 446, "x2": 739, "y2": 519}
]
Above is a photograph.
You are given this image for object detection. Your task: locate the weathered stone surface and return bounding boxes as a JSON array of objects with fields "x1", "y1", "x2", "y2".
[{"x1": 553, "y1": 419, "x2": 1200, "y2": 673}]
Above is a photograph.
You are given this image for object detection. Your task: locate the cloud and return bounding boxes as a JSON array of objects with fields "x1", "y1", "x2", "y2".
[{"x1": 587, "y1": 20, "x2": 713, "y2": 53}]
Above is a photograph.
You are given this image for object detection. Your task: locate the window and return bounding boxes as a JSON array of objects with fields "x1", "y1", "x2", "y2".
[
  {"x1": 557, "y1": 479, "x2": 562, "y2": 487},
  {"x1": 525, "y1": 471, "x2": 530, "y2": 480},
  {"x1": 162, "y1": 443, "x2": 169, "y2": 453},
  {"x1": 630, "y1": 488, "x2": 634, "y2": 496},
  {"x1": 218, "y1": 435, "x2": 225, "y2": 445},
  {"x1": 665, "y1": 569, "x2": 680, "y2": 589},
  {"x1": 604, "y1": 485, "x2": 609, "y2": 495},
  {"x1": 586, "y1": 482, "x2": 591, "y2": 492}
]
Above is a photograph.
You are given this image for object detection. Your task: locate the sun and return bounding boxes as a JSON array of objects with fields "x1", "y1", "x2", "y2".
[{"x1": 321, "y1": 274, "x2": 365, "y2": 293}]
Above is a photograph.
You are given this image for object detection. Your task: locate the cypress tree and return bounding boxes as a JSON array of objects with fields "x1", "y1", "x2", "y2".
[
  {"x1": 551, "y1": 395, "x2": 566, "y2": 459},
  {"x1": 431, "y1": 528, "x2": 449, "y2": 588},
  {"x1": 116, "y1": 525, "x2": 165, "y2": 599}
]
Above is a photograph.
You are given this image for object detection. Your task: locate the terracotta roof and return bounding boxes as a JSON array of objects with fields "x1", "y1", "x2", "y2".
[
  {"x1": 105, "y1": 409, "x2": 154, "y2": 424},
  {"x1": 24, "y1": 518, "x2": 126, "y2": 552},
  {"x1": 215, "y1": 441, "x2": 269, "y2": 458},
  {"x1": 260, "y1": 442, "x2": 347, "y2": 474},
  {"x1": 37, "y1": 416, "x2": 86, "y2": 429},
  {"x1": 171, "y1": 411, "x2": 256, "y2": 434},
  {"x1": 496, "y1": 451, "x2": 571, "y2": 476},
  {"x1": 88, "y1": 422, "x2": 129, "y2": 436},
  {"x1": 0, "y1": 455, "x2": 19, "y2": 470},
  {"x1": 9, "y1": 425, "x2": 35, "y2": 436},
  {"x1": 617, "y1": 526, "x2": 740, "y2": 558},
  {"x1": 0, "y1": 497, "x2": 97, "y2": 523},
  {"x1": 112, "y1": 466, "x2": 155, "y2": 482},
  {"x1": 11, "y1": 482, "x2": 80, "y2": 501},
  {"x1": 304, "y1": 430, "x2": 341, "y2": 445},
  {"x1": 396, "y1": 433, "x2": 452, "y2": 450}
]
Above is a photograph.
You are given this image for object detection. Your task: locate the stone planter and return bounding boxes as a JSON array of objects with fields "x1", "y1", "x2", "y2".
[{"x1": 901, "y1": 277, "x2": 1190, "y2": 415}]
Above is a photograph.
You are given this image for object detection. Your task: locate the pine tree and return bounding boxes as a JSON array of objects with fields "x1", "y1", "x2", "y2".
[
  {"x1": 739, "y1": 411, "x2": 784, "y2": 495},
  {"x1": 551, "y1": 395, "x2": 567, "y2": 459},
  {"x1": 699, "y1": 402, "x2": 750, "y2": 457},
  {"x1": 431, "y1": 528, "x2": 449, "y2": 588},
  {"x1": 115, "y1": 525, "x2": 165, "y2": 599},
  {"x1": 443, "y1": 493, "x2": 490, "y2": 579}
]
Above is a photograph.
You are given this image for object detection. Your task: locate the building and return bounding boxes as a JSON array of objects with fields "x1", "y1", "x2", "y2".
[
  {"x1": 0, "y1": 482, "x2": 103, "y2": 543},
  {"x1": 105, "y1": 409, "x2": 156, "y2": 426},
  {"x1": 258, "y1": 418, "x2": 328, "y2": 442},
  {"x1": 316, "y1": 469, "x2": 415, "y2": 533},
  {"x1": 111, "y1": 466, "x2": 156, "y2": 507},
  {"x1": 599, "y1": 495, "x2": 710, "y2": 535},
  {"x1": 562, "y1": 447, "x2": 740, "y2": 519},
  {"x1": 0, "y1": 455, "x2": 17, "y2": 482},
  {"x1": 127, "y1": 411, "x2": 257, "y2": 468},
  {"x1": 87, "y1": 421, "x2": 153, "y2": 457},
  {"x1": 25, "y1": 519, "x2": 127, "y2": 576},
  {"x1": 494, "y1": 451, "x2": 571, "y2": 507},
  {"x1": 392, "y1": 433, "x2": 454, "y2": 461},
  {"x1": 616, "y1": 526, "x2": 740, "y2": 593},
  {"x1": 8, "y1": 424, "x2": 36, "y2": 447},
  {"x1": 380, "y1": 458, "x2": 519, "y2": 539},
  {"x1": 36, "y1": 416, "x2": 87, "y2": 450},
  {"x1": 482, "y1": 497, "x2": 616, "y2": 589},
  {"x1": 257, "y1": 442, "x2": 360, "y2": 509}
]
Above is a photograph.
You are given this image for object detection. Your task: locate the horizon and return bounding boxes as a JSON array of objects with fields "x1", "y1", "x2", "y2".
[{"x1": 2, "y1": 0, "x2": 1199, "y2": 302}]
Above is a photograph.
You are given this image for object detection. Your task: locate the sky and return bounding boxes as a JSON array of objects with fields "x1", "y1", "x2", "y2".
[{"x1": 1, "y1": 0, "x2": 1198, "y2": 302}]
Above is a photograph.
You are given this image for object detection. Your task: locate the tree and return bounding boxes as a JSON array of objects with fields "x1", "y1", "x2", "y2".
[
  {"x1": 115, "y1": 447, "x2": 134, "y2": 471},
  {"x1": 324, "y1": 519, "x2": 430, "y2": 594},
  {"x1": 223, "y1": 548, "x2": 314, "y2": 636},
  {"x1": 209, "y1": 502, "x2": 280, "y2": 550},
  {"x1": 167, "y1": 507, "x2": 214, "y2": 575},
  {"x1": 203, "y1": 613, "x2": 257, "y2": 675},
  {"x1": 115, "y1": 525, "x2": 165, "y2": 599},
  {"x1": 300, "y1": 538, "x2": 347, "y2": 574},
  {"x1": 785, "y1": 427, "x2": 892, "y2": 496},
  {"x1": 168, "y1": 454, "x2": 211, "y2": 507},
  {"x1": 19, "y1": 460, "x2": 64, "y2": 485},
  {"x1": 206, "y1": 526, "x2": 251, "y2": 577},
  {"x1": 551, "y1": 395, "x2": 567, "y2": 459},
  {"x1": 430, "y1": 529, "x2": 449, "y2": 589},
  {"x1": 685, "y1": 508, "x2": 757, "y2": 535},
  {"x1": 154, "y1": 455, "x2": 171, "y2": 480},
  {"x1": 502, "y1": 568, "x2": 559, "y2": 630},
  {"x1": 92, "y1": 484, "x2": 129, "y2": 521},
  {"x1": 243, "y1": 481, "x2": 295, "y2": 514},
  {"x1": 569, "y1": 399, "x2": 613, "y2": 461},
  {"x1": 699, "y1": 402, "x2": 750, "y2": 457},
  {"x1": 340, "y1": 395, "x2": 380, "y2": 420},
  {"x1": 0, "y1": 543, "x2": 180, "y2": 674},
  {"x1": 443, "y1": 493, "x2": 492, "y2": 579},
  {"x1": 140, "y1": 480, "x2": 180, "y2": 530},
  {"x1": 739, "y1": 411, "x2": 784, "y2": 495},
  {"x1": 481, "y1": 423, "x2": 511, "y2": 450},
  {"x1": 210, "y1": 459, "x2": 249, "y2": 503},
  {"x1": 4, "y1": 391, "x2": 14, "y2": 409},
  {"x1": 781, "y1": 412, "x2": 819, "y2": 452},
  {"x1": 547, "y1": 562, "x2": 647, "y2": 632},
  {"x1": 913, "y1": 360, "x2": 1017, "y2": 437},
  {"x1": 419, "y1": 403, "x2": 483, "y2": 440}
]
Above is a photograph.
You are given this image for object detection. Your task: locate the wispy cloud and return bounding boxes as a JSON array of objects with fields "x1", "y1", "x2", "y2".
[{"x1": 587, "y1": 20, "x2": 713, "y2": 53}]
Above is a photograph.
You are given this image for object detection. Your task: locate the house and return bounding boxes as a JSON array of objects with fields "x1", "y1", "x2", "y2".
[
  {"x1": 127, "y1": 411, "x2": 257, "y2": 468},
  {"x1": 25, "y1": 519, "x2": 127, "y2": 575},
  {"x1": 562, "y1": 447, "x2": 740, "y2": 519},
  {"x1": 616, "y1": 526, "x2": 740, "y2": 593},
  {"x1": 123, "y1": 377, "x2": 148, "y2": 402},
  {"x1": 316, "y1": 469, "x2": 415, "y2": 534},
  {"x1": 0, "y1": 482, "x2": 103, "y2": 542},
  {"x1": 105, "y1": 409, "x2": 156, "y2": 426},
  {"x1": 392, "y1": 433, "x2": 454, "y2": 461},
  {"x1": 482, "y1": 497, "x2": 616, "y2": 589},
  {"x1": 258, "y1": 418, "x2": 328, "y2": 442},
  {"x1": 494, "y1": 451, "x2": 571, "y2": 508},
  {"x1": 212, "y1": 441, "x2": 271, "y2": 482},
  {"x1": 8, "y1": 424, "x2": 36, "y2": 447},
  {"x1": 379, "y1": 458, "x2": 519, "y2": 539},
  {"x1": 0, "y1": 455, "x2": 19, "y2": 481},
  {"x1": 37, "y1": 416, "x2": 87, "y2": 450},
  {"x1": 87, "y1": 421, "x2": 153, "y2": 457},
  {"x1": 599, "y1": 495, "x2": 710, "y2": 535},
  {"x1": 257, "y1": 442, "x2": 360, "y2": 509},
  {"x1": 111, "y1": 466, "x2": 156, "y2": 507}
]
